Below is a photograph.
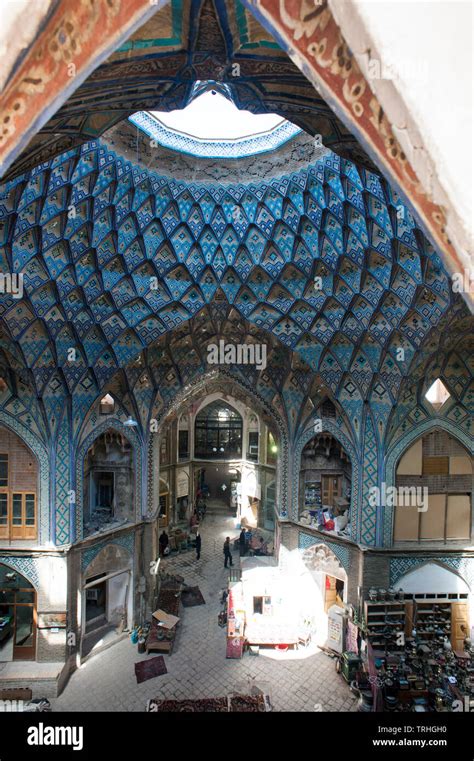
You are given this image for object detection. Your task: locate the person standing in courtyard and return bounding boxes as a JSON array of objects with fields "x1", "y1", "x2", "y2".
[
  {"x1": 239, "y1": 528, "x2": 246, "y2": 556},
  {"x1": 223, "y1": 536, "x2": 233, "y2": 568},
  {"x1": 195, "y1": 531, "x2": 202, "y2": 560},
  {"x1": 159, "y1": 530, "x2": 169, "y2": 557}
]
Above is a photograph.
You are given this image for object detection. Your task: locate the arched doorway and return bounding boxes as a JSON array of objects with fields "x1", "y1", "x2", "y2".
[
  {"x1": 81, "y1": 544, "x2": 133, "y2": 659},
  {"x1": 152, "y1": 376, "x2": 285, "y2": 534},
  {"x1": 193, "y1": 400, "x2": 243, "y2": 513},
  {"x1": 301, "y1": 543, "x2": 348, "y2": 646},
  {"x1": 0, "y1": 563, "x2": 36, "y2": 661}
]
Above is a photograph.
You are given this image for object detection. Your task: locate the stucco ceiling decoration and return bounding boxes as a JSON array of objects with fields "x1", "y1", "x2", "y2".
[
  {"x1": 0, "y1": 0, "x2": 470, "y2": 299},
  {"x1": 0, "y1": 135, "x2": 471, "y2": 424},
  {"x1": 244, "y1": 0, "x2": 471, "y2": 300}
]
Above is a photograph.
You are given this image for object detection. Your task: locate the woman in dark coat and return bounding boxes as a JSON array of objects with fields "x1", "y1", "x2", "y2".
[
  {"x1": 195, "y1": 531, "x2": 202, "y2": 560},
  {"x1": 159, "y1": 530, "x2": 169, "y2": 557},
  {"x1": 239, "y1": 528, "x2": 246, "y2": 556}
]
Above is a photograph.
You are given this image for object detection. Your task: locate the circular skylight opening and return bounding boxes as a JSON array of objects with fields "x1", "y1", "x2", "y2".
[
  {"x1": 152, "y1": 90, "x2": 284, "y2": 140},
  {"x1": 129, "y1": 88, "x2": 302, "y2": 159}
]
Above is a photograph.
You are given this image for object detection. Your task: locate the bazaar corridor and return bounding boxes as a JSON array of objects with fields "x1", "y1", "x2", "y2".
[{"x1": 51, "y1": 512, "x2": 356, "y2": 713}]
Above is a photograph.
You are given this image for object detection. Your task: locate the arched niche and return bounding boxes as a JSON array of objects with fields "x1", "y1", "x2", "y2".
[
  {"x1": 83, "y1": 543, "x2": 132, "y2": 580},
  {"x1": 396, "y1": 561, "x2": 470, "y2": 597},
  {"x1": 82, "y1": 430, "x2": 134, "y2": 537},
  {"x1": 385, "y1": 422, "x2": 473, "y2": 548},
  {"x1": 302, "y1": 542, "x2": 348, "y2": 584},
  {"x1": 76, "y1": 420, "x2": 143, "y2": 541},
  {"x1": 293, "y1": 416, "x2": 358, "y2": 539}
]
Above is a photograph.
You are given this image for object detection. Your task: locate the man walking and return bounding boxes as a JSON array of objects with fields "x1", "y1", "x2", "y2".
[
  {"x1": 195, "y1": 531, "x2": 202, "y2": 560},
  {"x1": 223, "y1": 537, "x2": 233, "y2": 568}
]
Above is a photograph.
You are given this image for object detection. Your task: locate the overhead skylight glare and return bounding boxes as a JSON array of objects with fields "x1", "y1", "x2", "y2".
[
  {"x1": 130, "y1": 87, "x2": 302, "y2": 159},
  {"x1": 151, "y1": 90, "x2": 284, "y2": 140}
]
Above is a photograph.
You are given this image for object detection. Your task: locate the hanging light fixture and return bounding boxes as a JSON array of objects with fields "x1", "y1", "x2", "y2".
[{"x1": 124, "y1": 416, "x2": 138, "y2": 427}]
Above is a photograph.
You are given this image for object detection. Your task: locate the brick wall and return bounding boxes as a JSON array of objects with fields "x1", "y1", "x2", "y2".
[{"x1": 0, "y1": 426, "x2": 38, "y2": 492}]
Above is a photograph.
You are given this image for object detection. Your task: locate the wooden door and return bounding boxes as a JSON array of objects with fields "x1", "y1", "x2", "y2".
[
  {"x1": 321, "y1": 476, "x2": 342, "y2": 508},
  {"x1": 451, "y1": 602, "x2": 470, "y2": 651}
]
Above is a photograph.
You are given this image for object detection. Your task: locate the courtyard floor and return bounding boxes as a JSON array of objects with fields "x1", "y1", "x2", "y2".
[{"x1": 51, "y1": 513, "x2": 357, "y2": 712}]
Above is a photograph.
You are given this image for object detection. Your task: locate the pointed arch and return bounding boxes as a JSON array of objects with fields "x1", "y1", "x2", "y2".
[
  {"x1": 75, "y1": 419, "x2": 143, "y2": 542},
  {"x1": 0, "y1": 411, "x2": 50, "y2": 544},
  {"x1": 384, "y1": 419, "x2": 473, "y2": 547},
  {"x1": 292, "y1": 415, "x2": 360, "y2": 536},
  {"x1": 146, "y1": 369, "x2": 289, "y2": 520}
]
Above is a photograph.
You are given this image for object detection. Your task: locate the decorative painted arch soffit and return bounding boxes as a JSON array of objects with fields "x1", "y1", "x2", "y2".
[
  {"x1": 1, "y1": 0, "x2": 371, "y2": 181},
  {"x1": 0, "y1": 0, "x2": 471, "y2": 303},
  {"x1": 240, "y1": 0, "x2": 473, "y2": 299}
]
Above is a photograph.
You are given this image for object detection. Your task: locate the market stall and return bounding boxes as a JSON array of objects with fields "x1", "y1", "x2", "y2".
[
  {"x1": 224, "y1": 557, "x2": 306, "y2": 653},
  {"x1": 333, "y1": 589, "x2": 474, "y2": 712},
  {"x1": 146, "y1": 578, "x2": 182, "y2": 655}
]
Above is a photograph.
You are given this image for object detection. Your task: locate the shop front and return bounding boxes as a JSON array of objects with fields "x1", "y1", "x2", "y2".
[
  {"x1": 0, "y1": 563, "x2": 36, "y2": 661},
  {"x1": 80, "y1": 543, "x2": 133, "y2": 660}
]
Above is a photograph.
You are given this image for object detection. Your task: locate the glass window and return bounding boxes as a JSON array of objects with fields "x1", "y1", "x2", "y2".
[
  {"x1": 248, "y1": 431, "x2": 259, "y2": 461},
  {"x1": 14, "y1": 605, "x2": 34, "y2": 648},
  {"x1": 16, "y1": 589, "x2": 35, "y2": 603},
  {"x1": 0, "y1": 494, "x2": 7, "y2": 525},
  {"x1": 178, "y1": 430, "x2": 189, "y2": 459},
  {"x1": 12, "y1": 494, "x2": 22, "y2": 525},
  {"x1": 0, "y1": 454, "x2": 7, "y2": 487},
  {"x1": 194, "y1": 402, "x2": 243, "y2": 459},
  {"x1": 25, "y1": 495, "x2": 35, "y2": 526}
]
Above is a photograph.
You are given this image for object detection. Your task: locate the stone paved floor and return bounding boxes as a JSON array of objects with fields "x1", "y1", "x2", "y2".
[{"x1": 52, "y1": 514, "x2": 357, "y2": 712}]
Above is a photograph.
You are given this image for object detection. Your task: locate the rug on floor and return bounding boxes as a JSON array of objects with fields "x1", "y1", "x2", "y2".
[
  {"x1": 181, "y1": 586, "x2": 206, "y2": 607},
  {"x1": 134, "y1": 655, "x2": 167, "y2": 684}
]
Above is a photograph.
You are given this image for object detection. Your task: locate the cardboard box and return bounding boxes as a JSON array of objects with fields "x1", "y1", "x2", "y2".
[{"x1": 152, "y1": 609, "x2": 180, "y2": 629}]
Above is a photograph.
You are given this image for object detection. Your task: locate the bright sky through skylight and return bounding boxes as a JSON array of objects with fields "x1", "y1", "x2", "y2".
[{"x1": 151, "y1": 90, "x2": 284, "y2": 141}]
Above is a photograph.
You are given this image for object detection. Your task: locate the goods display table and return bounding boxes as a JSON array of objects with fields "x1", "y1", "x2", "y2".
[{"x1": 245, "y1": 616, "x2": 299, "y2": 647}]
